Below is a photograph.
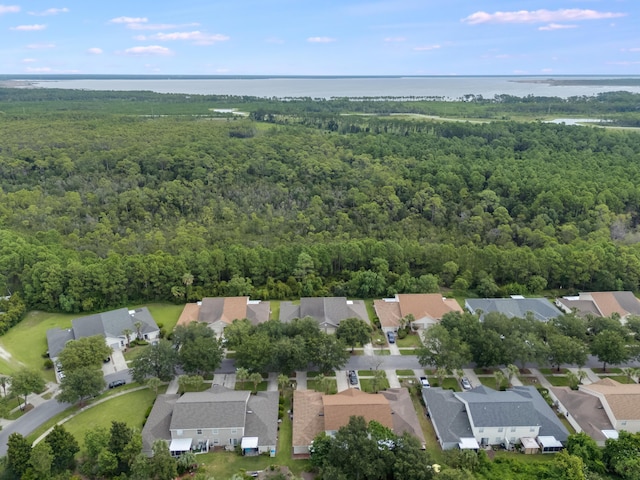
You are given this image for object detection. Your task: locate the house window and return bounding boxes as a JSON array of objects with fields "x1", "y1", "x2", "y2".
[
  {"x1": 478, "y1": 428, "x2": 484, "y2": 433},
  {"x1": 231, "y1": 429, "x2": 237, "y2": 434},
  {"x1": 510, "y1": 437, "x2": 516, "y2": 443},
  {"x1": 498, "y1": 427, "x2": 504, "y2": 432},
  {"x1": 213, "y1": 439, "x2": 219, "y2": 445},
  {"x1": 529, "y1": 427, "x2": 535, "y2": 432},
  {"x1": 177, "y1": 430, "x2": 183, "y2": 436},
  {"x1": 197, "y1": 429, "x2": 202, "y2": 435},
  {"x1": 510, "y1": 427, "x2": 516, "y2": 432},
  {"x1": 622, "y1": 422, "x2": 627, "y2": 426},
  {"x1": 212, "y1": 429, "x2": 219, "y2": 434},
  {"x1": 495, "y1": 437, "x2": 501, "y2": 443}
]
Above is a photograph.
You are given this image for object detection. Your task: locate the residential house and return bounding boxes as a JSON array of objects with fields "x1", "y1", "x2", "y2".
[
  {"x1": 555, "y1": 291, "x2": 640, "y2": 323},
  {"x1": 374, "y1": 293, "x2": 463, "y2": 332},
  {"x1": 465, "y1": 296, "x2": 562, "y2": 322},
  {"x1": 142, "y1": 385, "x2": 279, "y2": 457},
  {"x1": 279, "y1": 297, "x2": 368, "y2": 334},
  {"x1": 550, "y1": 387, "x2": 616, "y2": 446},
  {"x1": 292, "y1": 387, "x2": 425, "y2": 455},
  {"x1": 578, "y1": 378, "x2": 640, "y2": 434},
  {"x1": 46, "y1": 307, "x2": 160, "y2": 360},
  {"x1": 423, "y1": 385, "x2": 569, "y2": 451},
  {"x1": 177, "y1": 297, "x2": 271, "y2": 335}
]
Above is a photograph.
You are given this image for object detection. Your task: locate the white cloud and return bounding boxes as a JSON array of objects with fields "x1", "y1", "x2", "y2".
[
  {"x1": 627, "y1": 47, "x2": 640, "y2": 52},
  {"x1": 384, "y1": 37, "x2": 406, "y2": 42},
  {"x1": 87, "y1": 47, "x2": 103, "y2": 54},
  {"x1": 26, "y1": 43, "x2": 55, "y2": 49},
  {"x1": 26, "y1": 66, "x2": 52, "y2": 72},
  {"x1": 21, "y1": 58, "x2": 37, "y2": 63},
  {"x1": 29, "y1": 7, "x2": 69, "y2": 16},
  {"x1": 0, "y1": 4, "x2": 19, "y2": 14},
  {"x1": 123, "y1": 45, "x2": 173, "y2": 56},
  {"x1": 538, "y1": 23, "x2": 577, "y2": 31},
  {"x1": 11, "y1": 24, "x2": 47, "y2": 31},
  {"x1": 413, "y1": 44, "x2": 441, "y2": 51},
  {"x1": 307, "y1": 36, "x2": 336, "y2": 43},
  {"x1": 462, "y1": 9, "x2": 626, "y2": 25},
  {"x1": 149, "y1": 31, "x2": 229, "y2": 45},
  {"x1": 607, "y1": 61, "x2": 640, "y2": 66},
  {"x1": 110, "y1": 16, "x2": 148, "y2": 24}
]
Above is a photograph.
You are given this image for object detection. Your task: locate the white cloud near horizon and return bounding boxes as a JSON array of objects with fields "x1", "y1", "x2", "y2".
[
  {"x1": 0, "y1": 4, "x2": 19, "y2": 14},
  {"x1": 146, "y1": 31, "x2": 229, "y2": 45},
  {"x1": 384, "y1": 37, "x2": 406, "y2": 42},
  {"x1": 11, "y1": 24, "x2": 47, "y2": 31},
  {"x1": 307, "y1": 37, "x2": 336, "y2": 43},
  {"x1": 87, "y1": 47, "x2": 103, "y2": 54},
  {"x1": 414, "y1": 44, "x2": 441, "y2": 51},
  {"x1": 538, "y1": 23, "x2": 578, "y2": 31},
  {"x1": 123, "y1": 45, "x2": 173, "y2": 56},
  {"x1": 462, "y1": 9, "x2": 626, "y2": 25},
  {"x1": 26, "y1": 66, "x2": 52, "y2": 72},
  {"x1": 21, "y1": 58, "x2": 37, "y2": 63},
  {"x1": 29, "y1": 7, "x2": 69, "y2": 16}
]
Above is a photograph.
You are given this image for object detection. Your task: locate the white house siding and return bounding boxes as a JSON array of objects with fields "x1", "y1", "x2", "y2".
[
  {"x1": 171, "y1": 427, "x2": 245, "y2": 448},
  {"x1": 615, "y1": 419, "x2": 640, "y2": 433},
  {"x1": 473, "y1": 426, "x2": 540, "y2": 447}
]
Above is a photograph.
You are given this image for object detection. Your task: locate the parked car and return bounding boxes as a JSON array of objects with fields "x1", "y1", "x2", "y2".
[
  {"x1": 108, "y1": 379, "x2": 126, "y2": 389},
  {"x1": 386, "y1": 331, "x2": 396, "y2": 344},
  {"x1": 58, "y1": 371, "x2": 65, "y2": 380},
  {"x1": 348, "y1": 370, "x2": 358, "y2": 386},
  {"x1": 420, "y1": 376, "x2": 430, "y2": 388},
  {"x1": 461, "y1": 377, "x2": 472, "y2": 390}
]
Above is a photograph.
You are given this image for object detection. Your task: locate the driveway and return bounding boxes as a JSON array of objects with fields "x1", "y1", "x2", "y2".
[
  {"x1": 386, "y1": 369, "x2": 401, "y2": 388},
  {"x1": 296, "y1": 371, "x2": 307, "y2": 390},
  {"x1": 102, "y1": 350, "x2": 128, "y2": 375},
  {"x1": 336, "y1": 370, "x2": 349, "y2": 392}
]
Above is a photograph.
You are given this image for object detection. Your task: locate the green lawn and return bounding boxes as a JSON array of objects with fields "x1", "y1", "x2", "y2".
[
  {"x1": 359, "y1": 378, "x2": 390, "y2": 393},
  {"x1": 142, "y1": 303, "x2": 184, "y2": 332},
  {"x1": 62, "y1": 388, "x2": 158, "y2": 451},
  {"x1": 478, "y1": 376, "x2": 509, "y2": 390},
  {"x1": 396, "y1": 369, "x2": 415, "y2": 376},
  {"x1": 544, "y1": 376, "x2": 572, "y2": 387},
  {"x1": 122, "y1": 344, "x2": 148, "y2": 362},
  {"x1": 539, "y1": 368, "x2": 569, "y2": 375},
  {"x1": 307, "y1": 379, "x2": 337, "y2": 394},
  {"x1": 399, "y1": 349, "x2": 418, "y2": 355},
  {"x1": 592, "y1": 367, "x2": 623, "y2": 374},
  {"x1": 396, "y1": 334, "x2": 423, "y2": 348},
  {"x1": 427, "y1": 377, "x2": 461, "y2": 391},
  {"x1": 409, "y1": 390, "x2": 445, "y2": 464},
  {"x1": 235, "y1": 381, "x2": 268, "y2": 392}
]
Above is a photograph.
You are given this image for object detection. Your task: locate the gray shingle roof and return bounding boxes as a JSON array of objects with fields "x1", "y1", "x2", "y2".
[
  {"x1": 423, "y1": 388, "x2": 474, "y2": 444},
  {"x1": 46, "y1": 328, "x2": 75, "y2": 359},
  {"x1": 424, "y1": 385, "x2": 569, "y2": 444},
  {"x1": 171, "y1": 387, "x2": 250, "y2": 430},
  {"x1": 141, "y1": 394, "x2": 180, "y2": 456},
  {"x1": 69, "y1": 307, "x2": 159, "y2": 341},
  {"x1": 462, "y1": 386, "x2": 540, "y2": 427},
  {"x1": 245, "y1": 391, "x2": 279, "y2": 447},
  {"x1": 279, "y1": 298, "x2": 368, "y2": 327},
  {"x1": 466, "y1": 298, "x2": 562, "y2": 322}
]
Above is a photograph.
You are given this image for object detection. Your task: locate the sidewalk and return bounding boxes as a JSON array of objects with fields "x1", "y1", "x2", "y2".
[{"x1": 295, "y1": 371, "x2": 307, "y2": 391}]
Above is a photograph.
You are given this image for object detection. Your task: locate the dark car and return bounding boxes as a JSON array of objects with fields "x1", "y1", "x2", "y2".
[
  {"x1": 108, "y1": 379, "x2": 126, "y2": 389},
  {"x1": 348, "y1": 370, "x2": 358, "y2": 386},
  {"x1": 386, "y1": 331, "x2": 396, "y2": 344}
]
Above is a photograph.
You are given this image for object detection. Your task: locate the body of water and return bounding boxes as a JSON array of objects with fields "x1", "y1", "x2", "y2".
[{"x1": 23, "y1": 76, "x2": 640, "y2": 99}]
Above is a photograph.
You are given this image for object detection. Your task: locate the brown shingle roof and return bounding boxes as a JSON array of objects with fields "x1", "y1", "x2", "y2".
[
  {"x1": 380, "y1": 388, "x2": 426, "y2": 446},
  {"x1": 176, "y1": 303, "x2": 200, "y2": 328},
  {"x1": 397, "y1": 294, "x2": 463, "y2": 321},
  {"x1": 199, "y1": 297, "x2": 250, "y2": 325},
  {"x1": 322, "y1": 389, "x2": 393, "y2": 431},
  {"x1": 374, "y1": 299, "x2": 402, "y2": 329},
  {"x1": 551, "y1": 387, "x2": 611, "y2": 442},
  {"x1": 292, "y1": 390, "x2": 325, "y2": 448},
  {"x1": 580, "y1": 378, "x2": 640, "y2": 420}
]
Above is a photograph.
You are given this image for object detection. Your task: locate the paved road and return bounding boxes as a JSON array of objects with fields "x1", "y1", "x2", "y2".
[{"x1": 0, "y1": 399, "x2": 71, "y2": 456}]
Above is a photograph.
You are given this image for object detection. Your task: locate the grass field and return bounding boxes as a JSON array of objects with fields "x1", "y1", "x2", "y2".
[
  {"x1": 62, "y1": 388, "x2": 157, "y2": 451},
  {"x1": 598, "y1": 375, "x2": 637, "y2": 384},
  {"x1": 396, "y1": 369, "x2": 416, "y2": 376},
  {"x1": 427, "y1": 377, "x2": 461, "y2": 391},
  {"x1": 307, "y1": 379, "x2": 337, "y2": 394},
  {"x1": 359, "y1": 378, "x2": 390, "y2": 393}
]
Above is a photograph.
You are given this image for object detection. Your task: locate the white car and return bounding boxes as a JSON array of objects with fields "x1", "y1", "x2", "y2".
[
  {"x1": 461, "y1": 377, "x2": 472, "y2": 390},
  {"x1": 420, "y1": 376, "x2": 430, "y2": 388}
]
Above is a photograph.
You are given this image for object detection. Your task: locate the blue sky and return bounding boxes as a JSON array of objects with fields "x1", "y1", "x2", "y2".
[{"x1": 1, "y1": 0, "x2": 639, "y2": 75}]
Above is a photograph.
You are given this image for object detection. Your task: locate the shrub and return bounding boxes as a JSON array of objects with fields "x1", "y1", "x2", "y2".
[
  {"x1": 397, "y1": 328, "x2": 408, "y2": 340},
  {"x1": 43, "y1": 359, "x2": 54, "y2": 370}
]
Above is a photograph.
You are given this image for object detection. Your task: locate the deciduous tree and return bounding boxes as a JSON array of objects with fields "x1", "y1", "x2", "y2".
[{"x1": 336, "y1": 317, "x2": 372, "y2": 353}]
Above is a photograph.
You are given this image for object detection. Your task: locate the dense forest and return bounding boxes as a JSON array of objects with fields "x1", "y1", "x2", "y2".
[{"x1": 1, "y1": 88, "x2": 640, "y2": 312}]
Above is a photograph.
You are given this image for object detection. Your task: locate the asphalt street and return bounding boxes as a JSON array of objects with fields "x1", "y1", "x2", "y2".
[{"x1": 0, "y1": 399, "x2": 71, "y2": 456}]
